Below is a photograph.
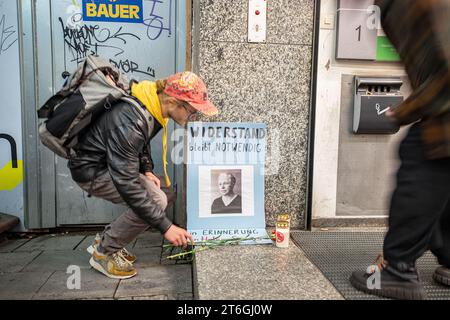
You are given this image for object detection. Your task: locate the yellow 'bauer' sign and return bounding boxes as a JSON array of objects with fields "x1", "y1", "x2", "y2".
[{"x1": 82, "y1": 0, "x2": 143, "y2": 23}]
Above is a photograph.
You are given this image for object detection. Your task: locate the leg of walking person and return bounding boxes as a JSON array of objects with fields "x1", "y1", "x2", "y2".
[
  {"x1": 430, "y1": 200, "x2": 450, "y2": 286},
  {"x1": 350, "y1": 124, "x2": 450, "y2": 299},
  {"x1": 383, "y1": 124, "x2": 450, "y2": 270}
]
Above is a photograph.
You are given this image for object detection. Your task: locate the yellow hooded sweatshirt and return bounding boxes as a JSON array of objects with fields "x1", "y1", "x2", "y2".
[{"x1": 131, "y1": 81, "x2": 171, "y2": 187}]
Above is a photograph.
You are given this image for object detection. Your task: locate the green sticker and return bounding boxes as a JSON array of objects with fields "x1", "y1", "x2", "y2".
[{"x1": 376, "y1": 36, "x2": 401, "y2": 62}]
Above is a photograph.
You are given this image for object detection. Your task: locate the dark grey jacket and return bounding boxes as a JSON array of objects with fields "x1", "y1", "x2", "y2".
[{"x1": 68, "y1": 100, "x2": 172, "y2": 233}]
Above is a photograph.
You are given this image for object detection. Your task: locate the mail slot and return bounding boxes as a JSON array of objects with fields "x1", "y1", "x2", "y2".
[{"x1": 353, "y1": 77, "x2": 403, "y2": 134}]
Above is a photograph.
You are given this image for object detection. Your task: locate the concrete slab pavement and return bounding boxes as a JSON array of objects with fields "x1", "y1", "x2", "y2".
[
  {"x1": 194, "y1": 240, "x2": 344, "y2": 300},
  {"x1": 0, "y1": 231, "x2": 193, "y2": 300},
  {"x1": 16, "y1": 234, "x2": 86, "y2": 252},
  {"x1": 0, "y1": 272, "x2": 53, "y2": 300},
  {"x1": 115, "y1": 265, "x2": 192, "y2": 299},
  {"x1": 0, "y1": 251, "x2": 42, "y2": 273}
]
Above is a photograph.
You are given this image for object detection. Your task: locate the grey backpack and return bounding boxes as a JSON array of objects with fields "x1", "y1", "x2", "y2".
[{"x1": 37, "y1": 55, "x2": 150, "y2": 159}]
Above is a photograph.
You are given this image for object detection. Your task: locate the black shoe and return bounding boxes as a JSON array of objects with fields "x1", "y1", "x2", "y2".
[
  {"x1": 350, "y1": 255, "x2": 426, "y2": 300},
  {"x1": 433, "y1": 267, "x2": 450, "y2": 286}
]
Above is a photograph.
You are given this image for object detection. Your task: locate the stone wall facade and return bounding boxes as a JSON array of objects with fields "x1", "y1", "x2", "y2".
[{"x1": 193, "y1": 0, "x2": 315, "y2": 228}]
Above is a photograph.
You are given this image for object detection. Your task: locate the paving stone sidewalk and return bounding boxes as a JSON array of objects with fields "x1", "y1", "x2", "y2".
[
  {"x1": 194, "y1": 238, "x2": 344, "y2": 300},
  {"x1": 0, "y1": 231, "x2": 193, "y2": 300}
]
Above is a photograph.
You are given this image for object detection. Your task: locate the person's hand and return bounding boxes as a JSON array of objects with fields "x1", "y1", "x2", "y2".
[
  {"x1": 385, "y1": 108, "x2": 396, "y2": 119},
  {"x1": 164, "y1": 225, "x2": 194, "y2": 248},
  {"x1": 145, "y1": 172, "x2": 160, "y2": 188}
]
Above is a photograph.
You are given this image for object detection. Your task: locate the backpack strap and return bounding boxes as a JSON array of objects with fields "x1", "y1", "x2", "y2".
[{"x1": 120, "y1": 96, "x2": 153, "y2": 139}]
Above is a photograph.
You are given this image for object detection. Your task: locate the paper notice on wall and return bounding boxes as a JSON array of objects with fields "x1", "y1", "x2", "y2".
[{"x1": 186, "y1": 122, "x2": 271, "y2": 244}]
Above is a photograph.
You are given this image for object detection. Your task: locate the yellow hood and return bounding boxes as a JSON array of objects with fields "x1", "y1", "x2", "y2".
[{"x1": 131, "y1": 81, "x2": 171, "y2": 187}]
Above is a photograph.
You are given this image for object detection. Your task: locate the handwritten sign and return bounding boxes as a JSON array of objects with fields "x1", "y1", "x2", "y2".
[
  {"x1": 82, "y1": 0, "x2": 143, "y2": 23},
  {"x1": 187, "y1": 122, "x2": 271, "y2": 244}
]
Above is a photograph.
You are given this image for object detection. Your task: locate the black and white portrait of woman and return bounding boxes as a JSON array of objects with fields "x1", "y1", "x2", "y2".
[
  {"x1": 211, "y1": 171, "x2": 242, "y2": 214},
  {"x1": 197, "y1": 166, "x2": 254, "y2": 218}
]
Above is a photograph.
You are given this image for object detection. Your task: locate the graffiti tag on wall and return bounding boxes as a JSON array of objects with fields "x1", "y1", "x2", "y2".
[
  {"x1": 0, "y1": 14, "x2": 18, "y2": 55},
  {"x1": 59, "y1": 17, "x2": 141, "y2": 64},
  {"x1": 143, "y1": 0, "x2": 172, "y2": 40},
  {"x1": 58, "y1": 0, "x2": 175, "y2": 80}
]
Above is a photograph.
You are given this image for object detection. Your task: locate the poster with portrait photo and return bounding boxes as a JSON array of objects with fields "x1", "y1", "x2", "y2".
[
  {"x1": 211, "y1": 169, "x2": 242, "y2": 215},
  {"x1": 198, "y1": 166, "x2": 254, "y2": 218},
  {"x1": 187, "y1": 122, "x2": 270, "y2": 243}
]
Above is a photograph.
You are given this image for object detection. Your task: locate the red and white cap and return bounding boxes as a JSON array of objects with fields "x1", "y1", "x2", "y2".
[{"x1": 164, "y1": 71, "x2": 218, "y2": 117}]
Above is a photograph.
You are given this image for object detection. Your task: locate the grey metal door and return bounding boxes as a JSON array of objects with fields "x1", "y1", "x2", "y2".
[{"x1": 36, "y1": 0, "x2": 184, "y2": 226}]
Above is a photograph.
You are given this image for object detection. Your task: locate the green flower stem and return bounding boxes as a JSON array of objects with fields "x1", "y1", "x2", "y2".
[
  {"x1": 163, "y1": 237, "x2": 270, "y2": 261},
  {"x1": 163, "y1": 236, "x2": 267, "y2": 249},
  {"x1": 166, "y1": 246, "x2": 209, "y2": 260}
]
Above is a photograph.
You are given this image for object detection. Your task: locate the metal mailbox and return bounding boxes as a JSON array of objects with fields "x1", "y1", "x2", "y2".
[{"x1": 353, "y1": 77, "x2": 403, "y2": 134}]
